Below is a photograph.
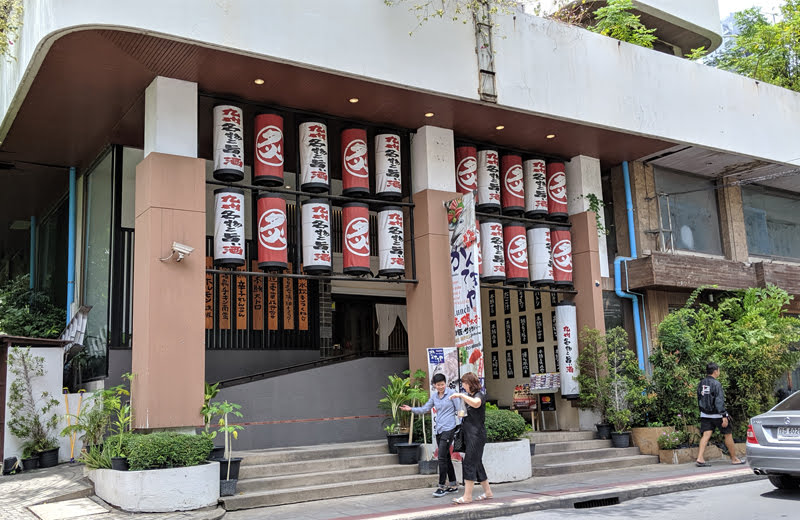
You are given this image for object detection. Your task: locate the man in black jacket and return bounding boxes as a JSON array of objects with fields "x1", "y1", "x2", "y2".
[{"x1": 696, "y1": 362, "x2": 745, "y2": 466}]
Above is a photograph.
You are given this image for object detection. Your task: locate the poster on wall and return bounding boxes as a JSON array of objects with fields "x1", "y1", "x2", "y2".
[
  {"x1": 491, "y1": 351, "x2": 500, "y2": 379},
  {"x1": 503, "y1": 289, "x2": 511, "y2": 314},
  {"x1": 490, "y1": 321, "x2": 498, "y2": 348},
  {"x1": 531, "y1": 373, "x2": 561, "y2": 392},
  {"x1": 505, "y1": 350, "x2": 515, "y2": 378},
  {"x1": 488, "y1": 290, "x2": 496, "y2": 316},
  {"x1": 556, "y1": 301, "x2": 580, "y2": 399},
  {"x1": 536, "y1": 346, "x2": 546, "y2": 373},
  {"x1": 534, "y1": 290, "x2": 542, "y2": 309},
  {"x1": 427, "y1": 347, "x2": 460, "y2": 391},
  {"x1": 513, "y1": 383, "x2": 536, "y2": 410},
  {"x1": 519, "y1": 315, "x2": 528, "y2": 344},
  {"x1": 521, "y1": 348, "x2": 531, "y2": 378},
  {"x1": 517, "y1": 290, "x2": 526, "y2": 312}
]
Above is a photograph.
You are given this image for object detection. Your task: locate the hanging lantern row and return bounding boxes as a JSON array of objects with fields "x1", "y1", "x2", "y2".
[
  {"x1": 478, "y1": 220, "x2": 572, "y2": 287},
  {"x1": 213, "y1": 189, "x2": 406, "y2": 277},
  {"x1": 213, "y1": 105, "x2": 403, "y2": 199},
  {"x1": 454, "y1": 145, "x2": 568, "y2": 220}
]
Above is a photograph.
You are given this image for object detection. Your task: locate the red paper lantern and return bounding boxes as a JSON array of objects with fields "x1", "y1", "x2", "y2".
[
  {"x1": 479, "y1": 219, "x2": 505, "y2": 283},
  {"x1": 546, "y1": 162, "x2": 568, "y2": 219},
  {"x1": 342, "y1": 202, "x2": 371, "y2": 275},
  {"x1": 341, "y1": 128, "x2": 370, "y2": 196},
  {"x1": 503, "y1": 223, "x2": 528, "y2": 286},
  {"x1": 455, "y1": 145, "x2": 478, "y2": 195},
  {"x1": 256, "y1": 193, "x2": 288, "y2": 271},
  {"x1": 524, "y1": 158, "x2": 548, "y2": 217},
  {"x1": 527, "y1": 224, "x2": 553, "y2": 285},
  {"x1": 302, "y1": 199, "x2": 332, "y2": 274},
  {"x1": 501, "y1": 154, "x2": 525, "y2": 215},
  {"x1": 212, "y1": 105, "x2": 244, "y2": 182},
  {"x1": 476, "y1": 149, "x2": 501, "y2": 213},
  {"x1": 551, "y1": 226, "x2": 572, "y2": 285},
  {"x1": 378, "y1": 207, "x2": 405, "y2": 276},
  {"x1": 375, "y1": 134, "x2": 402, "y2": 200},
  {"x1": 213, "y1": 188, "x2": 245, "y2": 267},
  {"x1": 299, "y1": 122, "x2": 330, "y2": 193},
  {"x1": 253, "y1": 113, "x2": 284, "y2": 186}
]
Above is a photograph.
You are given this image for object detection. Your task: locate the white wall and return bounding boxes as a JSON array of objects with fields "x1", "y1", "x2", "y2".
[{"x1": 635, "y1": 0, "x2": 722, "y2": 50}]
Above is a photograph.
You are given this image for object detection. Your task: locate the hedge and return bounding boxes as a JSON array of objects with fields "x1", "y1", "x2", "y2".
[
  {"x1": 126, "y1": 433, "x2": 212, "y2": 471},
  {"x1": 485, "y1": 409, "x2": 526, "y2": 442}
]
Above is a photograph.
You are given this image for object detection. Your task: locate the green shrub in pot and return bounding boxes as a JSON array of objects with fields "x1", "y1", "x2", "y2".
[
  {"x1": 126, "y1": 432, "x2": 212, "y2": 471},
  {"x1": 485, "y1": 408, "x2": 527, "y2": 443}
]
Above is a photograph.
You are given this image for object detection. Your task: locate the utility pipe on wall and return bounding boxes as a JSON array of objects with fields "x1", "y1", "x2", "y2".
[
  {"x1": 29, "y1": 216, "x2": 36, "y2": 290},
  {"x1": 66, "y1": 166, "x2": 77, "y2": 324},
  {"x1": 614, "y1": 161, "x2": 645, "y2": 372}
]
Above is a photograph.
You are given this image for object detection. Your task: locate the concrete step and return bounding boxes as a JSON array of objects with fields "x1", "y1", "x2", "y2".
[
  {"x1": 236, "y1": 440, "x2": 388, "y2": 466},
  {"x1": 239, "y1": 453, "x2": 400, "y2": 479},
  {"x1": 533, "y1": 439, "x2": 612, "y2": 454},
  {"x1": 526, "y1": 431, "x2": 597, "y2": 444},
  {"x1": 533, "y1": 447, "x2": 641, "y2": 465},
  {"x1": 222, "y1": 474, "x2": 438, "y2": 510},
  {"x1": 238, "y1": 464, "x2": 420, "y2": 493},
  {"x1": 533, "y1": 454, "x2": 660, "y2": 477}
]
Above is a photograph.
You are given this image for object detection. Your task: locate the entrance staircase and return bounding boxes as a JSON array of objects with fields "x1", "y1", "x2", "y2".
[
  {"x1": 222, "y1": 440, "x2": 437, "y2": 511},
  {"x1": 530, "y1": 430, "x2": 660, "y2": 476}
]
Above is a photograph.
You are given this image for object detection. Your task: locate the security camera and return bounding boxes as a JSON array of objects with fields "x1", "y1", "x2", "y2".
[{"x1": 172, "y1": 242, "x2": 194, "y2": 262}]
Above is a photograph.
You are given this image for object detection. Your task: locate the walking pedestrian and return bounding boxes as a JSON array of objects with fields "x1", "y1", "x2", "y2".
[
  {"x1": 400, "y1": 373, "x2": 459, "y2": 497},
  {"x1": 449, "y1": 371, "x2": 493, "y2": 504},
  {"x1": 696, "y1": 362, "x2": 745, "y2": 467}
]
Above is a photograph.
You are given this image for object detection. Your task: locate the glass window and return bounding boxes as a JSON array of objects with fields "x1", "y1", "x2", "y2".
[
  {"x1": 82, "y1": 151, "x2": 113, "y2": 380},
  {"x1": 742, "y1": 187, "x2": 800, "y2": 260},
  {"x1": 655, "y1": 168, "x2": 722, "y2": 255},
  {"x1": 36, "y1": 199, "x2": 68, "y2": 307}
]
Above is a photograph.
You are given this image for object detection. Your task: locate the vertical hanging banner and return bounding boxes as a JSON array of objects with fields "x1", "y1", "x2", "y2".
[
  {"x1": 524, "y1": 158, "x2": 548, "y2": 218},
  {"x1": 556, "y1": 301, "x2": 579, "y2": 399},
  {"x1": 503, "y1": 223, "x2": 528, "y2": 286},
  {"x1": 341, "y1": 128, "x2": 370, "y2": 196},
  {"x1": 445, "y1": 192, "x2": 484, "y2": 386},
  {"x1": 298, "y1": 278, "x2": 309, "y2": 331},
  {"x1": 536, "y1": 346, "x2": 547, "y2": 373},
  {"x1": 519, "y1": 315, "x2": 528, "y2": 344},
  {"x1": 521, "y1": 348, "x2": 531, "y2": 378},
  {"x1": 253, "y1": 112, "x2": 284, "y2": 186},
  {"x1": 546, "y1": 162, "x2": 568, "y2": 220},
  {"x1": 479, "y1": 219, "x2": 505, "y2": 283},
  {"x1": 488, "y1": 290, "x2": 496, "y2": 316},
  {"x1": 235, "y1": 265, "x2": 248, "y2": 330},
  {"x1": 299, "y1": 121, "x2": 329, "y2": 193},
  {"x1": 490, "y1": 321, "x2": 498, "y2": 348},
  {"x1": 267, "y1": 274, "x2": 279, "y2": 330},
  {"x1": 500, "y1": 154, "x2": 525, "y2": 215},
  {"x1": 375, "y1": 133, "x2": 402, "y2": 199},
  {"x1": 527, "y1": 224, "x2": 554, "y2": 286},
  {"x1": 342, "y1": 202, "x2": 371, "y2": 275},
  {"x1": 213, "y1": 188, "x2": 245, "y2": 267},
  {"x1": 256, "y1": 193, "x2": 288, "y2": 271},
  {"x1": 283, "y1": 263, "x2": 295, "y2": 330},
  {"x1": 251, "y1": 261, "x2": 264, "y2": 331},
  {"x1": 378, "y1": 207, "x2": 405, "y2": 276},
  {"x1": 504, "y1": 317, "x2": 513, "y2": 346},
  {"x1": 205, "y1": 257, "x2": 214, "y2": 329},
  {"x1": 302, "y1": 199, "x2": 332, "y2": 274},
  {"x1": 455, "y1": 145, "x2": 478, "y2": 195},
  {"x1": 506, "y1": 350, "x2": 515, "y2": 378},
  {"x1": 213, "y1": 105, "x2": 244, "y2": 182},
  {"x1": 491, "y1": 351, "x2": 500, "y2": 379},
  {"x1": 218, "y1": 272, "x2": 231, "y2": 330},
  {"x1": 551, "y1": 226, "x2": 573, "y2": 285},
  {"x1": 476, "y1": 149, "x2": 501, "y2": 212}
]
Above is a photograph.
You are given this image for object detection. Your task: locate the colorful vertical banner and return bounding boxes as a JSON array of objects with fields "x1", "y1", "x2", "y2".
[
  {"x1": 256, "y1": 193, "x2": 288, "y2": 271},
  {"x1": 546, "y1": 161, "x2": 568, "y2": 219},
  {"x1": 341, "y1": 128, "x2": 370, "y2": 196},
  {"x1": 556, "y1": 302, "x2": 579, "y2": 398},
  {"x1": 251, "y1": 261, "x2": 264, "y2": 331},
  {"x1": 523, "y1": 158, "x2": 548, "y2": 218},
  {"x1": 454, "y1": 145, "x2": 478, "y2": 195}
]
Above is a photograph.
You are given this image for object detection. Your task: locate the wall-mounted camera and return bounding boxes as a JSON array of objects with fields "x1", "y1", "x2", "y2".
[{"x1": 160, "y1": 241, "x2": 194, "y2": 262}]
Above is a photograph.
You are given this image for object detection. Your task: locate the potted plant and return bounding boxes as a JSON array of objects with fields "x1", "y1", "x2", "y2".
[
  {"x1": 107, "y1": 403, "x2": 132, "y2": 471},
  {"x1": 60, "y1": 395, "x2": 109, "y2": 454},
  {"x1": 200, "y1": 382, "x2": 224, "y2": 459},
  {"x1": 576, "y1": 328, "x2": 612, "y2": 439},
  {"x1": 214, "y1": 400, "x2": 244, "y2": 496},
  {"x1": 20, "y1": 441, "x2": 40, "y2": 471},
  {"x1": 7, "y1": 347, "x2": 61, "y2": 468},
  {"x1": 481, "y1": 405, "x2": 531, "y2": 483},
  {"x1": 396, "y1": 370, "x2": 427, "y2": 465},
  {"x1": 379, "y1": 373, "x2": 410, "y2": 454}
]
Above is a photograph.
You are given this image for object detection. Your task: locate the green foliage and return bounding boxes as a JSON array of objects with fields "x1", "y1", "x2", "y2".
[
  {"x1": 0, "y1": 274, "x2": 64, "y2": 338},
  {"x1": 0, "y1": 0, "x2": 24, "y2": 60},
  {"x1": 79, "y1": 444, "x2": 111, "y2": 470},
  {"x1": 200, "y1": 382, "x2": 221, "y2": 440},
  {"x1": 576, "y1": 328, "x2": 609, "y2": 418},
  {"x1": 588, "y1": 0, "x2": 657, "y2": 49},
  {"x1": 685, "y1": 46, "x2": 708, "y2": 60},
  {"x1": 126, "y1": 433, "x2": 213, "y2": 471},
  {"x1": 104, "y1": 433, "x2": 135, "y2": 459},
  {"x1": 706, "y1": 2, "x2": 800, "y2": 92},
  {"x1": 651, "y1": 285, "x2": 800, "y2": 439},
  {"x1": 379, "y1": 373, "x2": 411, "y2": 434},
  {"x1": 485, "y1": 408, "x2": 526, "y2": 442},
  {"x1": 411, "y1": 412, "x2": 433, "y2": 443},
  {"x1": 657, "y1": 430, "x2": 688, "y2": 450},
  {"x1": 7, "y1": 347, "x2": 60, "y2": 453},
  {"x1": 576, "y1": 193, "x2": 608, "y2": 235},
  {"x1": 60, "y1": 396, "x2": 109, "y2": 448},
  {"x1": 216, "y1": 400, "x2": 244, "y2": 462}
]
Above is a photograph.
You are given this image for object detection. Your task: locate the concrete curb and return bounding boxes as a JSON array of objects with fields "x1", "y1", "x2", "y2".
[{"x1": 341, "y1": 468, "x2": 765, "y2": 520}]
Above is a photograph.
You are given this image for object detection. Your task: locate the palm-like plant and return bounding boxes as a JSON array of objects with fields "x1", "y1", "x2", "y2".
[{"x1": 379, "y1": 374, "x2": 410, "y2": 434}]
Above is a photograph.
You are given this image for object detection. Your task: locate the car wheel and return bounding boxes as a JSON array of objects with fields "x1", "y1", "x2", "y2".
[{"x1": 768, "y1": 475, "x2": 800, "y2": 490}]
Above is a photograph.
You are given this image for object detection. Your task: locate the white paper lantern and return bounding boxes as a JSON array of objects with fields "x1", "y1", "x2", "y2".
[
  {"x1": 523, "y1": 158, "x2": 548, "y2": 218},
  {"x1": 556, "y1": 302, "x2": 579, "y2": 399},
  {"x1": 213, "y1": 105, "x2": 244, "y2": 182},
  {"x1": 527, "y1": 224, "x2": 553, "y2": 285},
  {"x1": 302, "y1": 199, "x2": 332, "y2": 273},
  {"x1": 299, "y1": 122, "x2": 330, "y2": 193},
  {"x1": 476, "y1": 149, "x2": 501, "y2": 212},
  {"x1": 480, "y1": 219, "x2": 505, "y2": 283},
  {"x1": 213, "y1": 188, "x2": 245, "y2": 267},
  {"x1": 378, "y1": 207, "x2": 405, "y2": 276},
  {"x1": 375, "y1": 134, "x2": 402, "y2": 199}
]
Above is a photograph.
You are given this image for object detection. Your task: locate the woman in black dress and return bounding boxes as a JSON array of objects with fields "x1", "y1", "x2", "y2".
[{"x1": 449, "y1": 371, "x2": 493, "y2": 504}]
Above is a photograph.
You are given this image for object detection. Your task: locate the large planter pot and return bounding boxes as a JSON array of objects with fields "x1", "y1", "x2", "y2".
[
  {"x1": 220, "y1": 479, "x2": 237, "y2": 497},
  {"x1": 89, "y1": 461, "x2": 220, "y2": 512},
  {"x1": 453, "y1": 439, "x2": 532, "y2": 483},
  {"x1": 419, "y1": 459, "x2": 438, "y2": 475},
  {"x1": 38, "y1": 448, "x2": 59, "y2": 468},
  {"x1": 396, "y1": 443, "x2": 421, "y2": 465},
  {"x1": 21, "y1": 456, "x2": 40, "y2": 471},
  {"x1": 209, "y1": 446, "x2": 225, "y2": 459},
  {"x1": 111, "y1": 457, "x2": 130, "y2": 471},
  {"x1": 610, "y1": 432, "x2": 631, "y2": 448},
  {"x1": 631, "y1": 426, "x2": 675, "y2": 455},
  {"x1": 213, "y1": 457, "x2": 242, "y2": 481},
  {"x1": 596, "y1": 423, "x2": 612, "y2": 440},
  {"x1": 386, "y1": 433, "x2": 407, "y2": 454}
]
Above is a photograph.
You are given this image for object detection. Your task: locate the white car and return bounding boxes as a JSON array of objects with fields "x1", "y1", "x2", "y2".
[{"x1": 747, "y1": 391, "x2": 800, "y2": 489}]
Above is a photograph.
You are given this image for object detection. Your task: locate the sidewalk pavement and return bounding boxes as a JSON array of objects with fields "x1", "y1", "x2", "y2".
[{"x1": 1, "y1": 459, "x2": 763, "y2": 520}]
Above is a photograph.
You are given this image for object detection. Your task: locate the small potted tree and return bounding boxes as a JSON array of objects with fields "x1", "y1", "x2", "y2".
[
  {"x1": 200, "y1": 382, "x2": 223, "y2": 459},
  {"x1": 604, "y1": 328, "x2": 646, "y2": 448},
  {"x1": 379, "y1": 374, "x2": 410, "y2": 454},
  {"x1": 576, "y1": 328, "x2": 611, "y2": 439},
  {"x1": 395, "y1": 370, "x2": 428, "y2": 464},
  {"x1": 215, "y1": 400, "x2": 244, "y2": 496}
]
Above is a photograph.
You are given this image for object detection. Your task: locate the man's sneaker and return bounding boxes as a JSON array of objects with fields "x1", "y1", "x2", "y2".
[
  {"x1": 445, "y1": 486, "x2": 459, "y2": 493},
  {"x1": 432, "y1": 488, "x2": 447, "y2": 498}
]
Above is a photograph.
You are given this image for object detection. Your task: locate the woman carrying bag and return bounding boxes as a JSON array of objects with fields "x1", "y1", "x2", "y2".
[{"x1": 449, "y1": 371, "x2": 493, "y2": 504}]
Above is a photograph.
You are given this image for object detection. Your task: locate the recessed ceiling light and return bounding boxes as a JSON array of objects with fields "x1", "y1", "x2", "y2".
[
  {"x1": 254, "y1": 78, "x2": 265, "y2": 85},
  {"x1": 424, "y1": 112, "x2": 435, "y2": 118},
  {"x1": 495, "y1": 125, "x2": 505, "y2": 130},
  {"x1": 349, "y1": 97, "x2": 359, "y2": 103},
  {"x1": 546, "y1": 134, "x2": 556, "y2": 139}
]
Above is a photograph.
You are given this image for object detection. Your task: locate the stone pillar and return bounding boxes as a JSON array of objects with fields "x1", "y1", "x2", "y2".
[
  {"x1": 132, "y1": 77, "x2": 204, "y2": 429},
  {"x1": 717, "y1": 179, "x2": 749, "y2": 262},
  {"x1": 566, "y1": 155, "x2": 609, "y2": 278},
  {"x1": 406, "y1": 126, "x2": 457, "y2": 378}
]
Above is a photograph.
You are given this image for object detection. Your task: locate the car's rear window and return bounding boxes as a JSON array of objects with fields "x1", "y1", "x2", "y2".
[{"x1": 773, "y1": 391, "x2": 800, "y2": 412}]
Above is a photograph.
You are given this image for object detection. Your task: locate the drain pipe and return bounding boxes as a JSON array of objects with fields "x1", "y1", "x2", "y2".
[
  {"x1": 29, "y1": 216, "x2": 36, "y2": 292},
  {"x1": 614, "y1": 161, "x2": 645, "y2": 371},
  {"x1": 66, "y1": 166, "x2": 76, "y2": 324}
]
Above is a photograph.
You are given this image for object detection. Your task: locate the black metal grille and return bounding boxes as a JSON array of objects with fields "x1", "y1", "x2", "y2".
[{"x1": 573, "y1": 497, "x2": 620, "y2": 509}]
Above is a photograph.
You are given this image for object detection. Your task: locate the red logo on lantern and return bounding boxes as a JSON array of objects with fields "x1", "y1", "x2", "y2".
[
  {"x1": 548, "y1": 170, "x2": 567, "y2": 205},
  {"x1": 507, "y1": 235, "x2": 528, "y2": 270},
  {"x1": 504, "y1": 164, "x2": 524, "y2": 198},
  {"x1": 553, "y1": 239, "x2": 572, "y2": 272},
  {"x1": 343, "y1": 139, "x2": 369, "y2": 178},
  {"x1": 345, "y1": 217, "x2": 370, "y2": 257},
  {"x1": 258, "y1": 209, "x2": 287, "y2": 251},
  {"x1": 256, "y1": 126, "x2": 284, "y2": 167},
  {"x1": 457, "y1": 156, "x2": 478, "y2": 192}
]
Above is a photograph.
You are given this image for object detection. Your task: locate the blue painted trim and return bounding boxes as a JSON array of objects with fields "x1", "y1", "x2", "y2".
[{"x1": 67, "y1": 166, "x2": 77, "y2": 324}]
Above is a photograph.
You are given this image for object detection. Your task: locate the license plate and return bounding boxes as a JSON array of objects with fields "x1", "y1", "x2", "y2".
[{"x1": 777, "y1": 427, "x2": 800, "y2": 439}]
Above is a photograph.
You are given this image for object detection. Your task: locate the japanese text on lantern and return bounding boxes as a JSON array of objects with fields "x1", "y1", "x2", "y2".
[
  {"x1": 307, "y1": 125, "x2": 328, "y2": 182},
  {"x1": 312, "y1": 205, "x2": 331, "y2": 263},
  {"x1": 382, "y1": 135, "x2": 401, "y2": 191},
  {"x1": 563, "y1": 325, "x2": 574, "y2": 373},
  {"x1": 220, "y1": 194, "x2": 243, "y2": 257},
  {"x1": 220, "y1": 108, "x2": 243, "y2": 168}
]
